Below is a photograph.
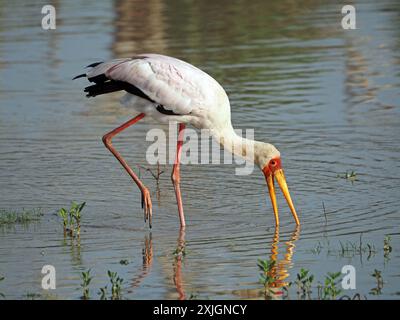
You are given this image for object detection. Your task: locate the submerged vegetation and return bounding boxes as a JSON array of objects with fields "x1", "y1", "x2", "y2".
[
  {"x1": 0, "y1": 208, "x2": 43, "y2": 226},
  {"x1": 309, "y1": 234, "x2": 394, "y2": 265},
  {"x1": 308, "y1": 234, "x2": 378, "y2": 260},
  {"x1": 337, "y1": 170, "x2": 357, "y2": 181},
  {"x1": 173, "y1": 244, "x2": 187, "y2": 260}
]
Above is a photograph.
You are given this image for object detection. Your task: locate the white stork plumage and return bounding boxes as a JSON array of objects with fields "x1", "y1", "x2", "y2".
[{"x1": 74, "y1": 53, "x2": 300, "y2": 228}]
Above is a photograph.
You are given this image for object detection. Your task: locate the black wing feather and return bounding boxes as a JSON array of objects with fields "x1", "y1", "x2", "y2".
[{"x1": 76, "y1": 62, "x2": 183, "y2": 116}]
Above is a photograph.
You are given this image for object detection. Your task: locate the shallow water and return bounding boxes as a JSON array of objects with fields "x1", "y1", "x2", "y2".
[{"x1": 0, "y1": 0, "x2": 399, "y2": 299}]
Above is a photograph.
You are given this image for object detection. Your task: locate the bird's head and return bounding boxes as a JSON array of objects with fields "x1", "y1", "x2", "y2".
[{"x1": 255, "y1": 142, "x2": 300, "y2": 226}]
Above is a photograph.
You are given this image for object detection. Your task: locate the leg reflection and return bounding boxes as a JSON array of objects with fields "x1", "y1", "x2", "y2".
[
  {"x1": 131, "y1": 233, "x2": 153, "y2": 290},
  {"x1": 173, "y1": 227, "x2": 186, "y2": 300}
]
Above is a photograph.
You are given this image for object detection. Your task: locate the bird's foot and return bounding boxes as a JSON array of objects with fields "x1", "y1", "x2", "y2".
[{"x1": 141, "y1": 187, "x2": 153, "y2": 228}]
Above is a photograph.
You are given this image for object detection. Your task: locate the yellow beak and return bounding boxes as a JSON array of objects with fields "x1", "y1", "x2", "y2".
[{"x1": 266, "y1": 168, "x2": 300, "y2": 226}]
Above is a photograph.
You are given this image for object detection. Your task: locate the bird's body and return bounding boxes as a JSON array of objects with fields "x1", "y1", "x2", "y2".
[
  {"x1": 86, "y1": 54, "x2": 229, "y2": 127},
  {"x1": 74, "y1": 53, "x2": 300, "y2": 228}
]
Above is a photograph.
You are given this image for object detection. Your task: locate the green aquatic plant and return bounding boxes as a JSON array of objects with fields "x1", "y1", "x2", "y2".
[
  {"x1": 383, "y1": 235, "x2": 392, "y2": 260},
  {"x1": 80, "y1": 269, "x2": 93, "y2": 300},
  {"x1": 0, "y1": 208, "x2": 43, "y2": 226},
  {"x1": 108, "y1": 270, "x2": 124, "y2": 300},
  {"x1": 370, "y1": 269, "x2": 383, "y2": 295},
  {"x1": 58, "y1": 207, "x2": 68, "y2": 233},
  {"x1": 337, "y1": 170, "x2": 357, "y2": 180},
  {"x1": 173, "y1": 246, "x2": 187, "y2": 260},
  {"x1": 284, "y1": 267, "x2": 384, "y2": 300},
  {"x1": 257, "y1": 259, "x2": 277, "y2": 299},
  {"x1": 58, "y1": 202, "x2": 85, "y2": 237},
  {"x1": 295, "y1": 268, "x2": 314, "y2": 300},
  {"x1": 58, "y1": 207, "x2": 72, "y2": 236},
  {"x1": 319, "y1": 272, "x2": 342, "y2": 300},
  {"x1": 71, "y1": 202, "x2": 85, "y2": 234}
]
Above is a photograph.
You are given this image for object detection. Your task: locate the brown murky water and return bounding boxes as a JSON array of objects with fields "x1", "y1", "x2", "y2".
[{"x1": 0, "y1": 0, "x2": 399, "y2": 299}]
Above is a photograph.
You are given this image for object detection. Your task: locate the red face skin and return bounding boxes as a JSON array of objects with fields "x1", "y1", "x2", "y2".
[{"x1": 262, "y1": 157, "x2": 282, "y2": 179}]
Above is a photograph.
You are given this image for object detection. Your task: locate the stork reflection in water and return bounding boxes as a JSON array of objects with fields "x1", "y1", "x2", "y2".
[
  {"x1": 128, "y1": 229, "x2": 186, "y2": 300},
  {"x1": 233, "y1": 226, "x2": 300, "y2": 300},
  {"x1": 129, "y1": 226, "x2": 298, "y2": 300}
]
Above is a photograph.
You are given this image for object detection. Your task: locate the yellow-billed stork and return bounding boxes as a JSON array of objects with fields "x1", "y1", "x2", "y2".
[{"x1": 73, "y1": 54, "x2": 300, "y2": 228}]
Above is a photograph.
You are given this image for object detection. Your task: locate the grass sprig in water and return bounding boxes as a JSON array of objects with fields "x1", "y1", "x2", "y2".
[
  {"x1": 257, "y1": 259, "x2": 277, "y2": 299},
  {"x1": 370, "y1": 269, "x2": 383, "y2": 295},
  {"x1": 80, "y1": 269, "x2": 93, "y2": 300},
  {"x1": 383, "y1": 235, "x2": 392, "y2": 261},
  {"x1": 318, "y1": 272, "x2": 342, "y2": 300},
  {"x1": 108, "y1": 270, "x2": 124, "y2": 300},
  {"x1": 295, "y1": 268, "x2": 314, "y2": 299},
  {"x1": 58, "y1": 202, "x2": 85, "y2": 237}
]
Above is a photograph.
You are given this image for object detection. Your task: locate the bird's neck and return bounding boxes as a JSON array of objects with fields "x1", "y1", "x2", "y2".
[{"x1": 210, "y1": 123, "x2": 260, "y2": 164}]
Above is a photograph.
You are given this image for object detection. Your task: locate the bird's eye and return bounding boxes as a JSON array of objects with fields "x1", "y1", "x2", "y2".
[{"x1": 270, "y1": 160, "x2": 277, "y2": 166}]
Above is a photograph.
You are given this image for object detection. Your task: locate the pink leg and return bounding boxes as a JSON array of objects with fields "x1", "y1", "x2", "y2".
[
  {"x1": 102, "y1": 113, "x2": 153, "y2": 227},
  {"x1": 171, "y1": 123, "x2": 186, "y2": 227}
]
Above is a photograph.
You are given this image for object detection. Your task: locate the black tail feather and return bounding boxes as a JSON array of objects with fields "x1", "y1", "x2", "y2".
[
  {"x1": 84, "y1": 81, "x2": 125, "y2": 97},
  {"x1": 72, "y1": 73, "x2": 86, "y2": 80},
  {"x1": 86, "y1": 61, "x2": 103, "y2": 68},
  {"x1": 83, "y1": 80, "x2": 156, "y2": 101},
  {"x1": 88, "y1": 74, "x2": 108, "y2": 83}
]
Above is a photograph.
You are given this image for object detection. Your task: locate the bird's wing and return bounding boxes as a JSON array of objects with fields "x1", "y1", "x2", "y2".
[{"x1": 83, "y1": 54, "x2": 221, "y2": 115}]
